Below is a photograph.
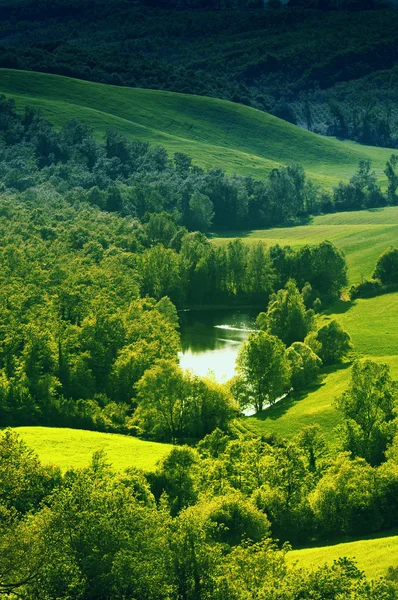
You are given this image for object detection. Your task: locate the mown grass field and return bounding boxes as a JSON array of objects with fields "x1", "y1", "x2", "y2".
[
  {"x1": 12, "y1": 426, "x2": 172, "y2": 472},
  {"x1": 287, "y1": 530, "x2": 398, "y2": 580},
  {"x1": 213, "y1": 207, "x2": 398, "y2": 285},
  {"x1": 0, "y1": 69, "x2": 393, "y2": 188}
]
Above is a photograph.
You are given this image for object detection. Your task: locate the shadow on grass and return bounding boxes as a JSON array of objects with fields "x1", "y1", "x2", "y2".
[
  {"x1": 210, "y1": 217, "x2": 313, "y2": 239},
  {"x1": 248, "y1": 362, "x2": 352, "y2": 423},
  {"x1": 209, "y1": 230, "x2": 255, "y2": 239},
  {"x1": 323, "y1": 299, "x2": 355, "y2": 315},
  {"x1": 292, "y1": 526, "x2": 398, "y2": 551}
]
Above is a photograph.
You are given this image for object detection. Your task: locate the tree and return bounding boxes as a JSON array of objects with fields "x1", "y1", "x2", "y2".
[
  {"x1": 135, "y1": 359, "x2": 188, "y2": 441},
  {"x1": 203, "y1": 491, "x2": 270, "y2": 547},
  {"x1": 309, "y1": 455, "x2": 382, "y2": 537},
  {"x1": 226, "y1": 239, "x2": 248, "y2": 297},
  {"x1": 257, "y1": 279, "x2": 314, "y2": 346},
  {"x1": 188, "y1": 190, "x2": 214, "y2": 232},
  {"x1": 295, "y1": 242, "x2": 348, "y2": 300},
  {"x1": 244, "y1": 242, "x2": 275, "y2": 301},
  {"x1": 296, "y1": 425, "x2": 327, "y2": 473},
  {"x1": 373, "y1": 247, "x2": 398, "y2": 285},
  {"x1": 336, "y1": 359, "x2": 398, "y2": 465},
  {"x1": 286, "y1": 342, "x2": 322, "y2": 391},
  {"x1": 134, "y1": 360, "x2": 235, "y2": 441},
  {"x1": 305, "y1": 320, "x2": 352, "y2": 365},
  {"x1": 384, "y1": 154, "x2": 398, "y2": 205},
  {"x1": 235, "y1": 331, "x2": 291, "y2": 413}
]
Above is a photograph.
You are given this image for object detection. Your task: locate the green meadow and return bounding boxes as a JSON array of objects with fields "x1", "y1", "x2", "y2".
[
  {"x1": 0, "y1": 69, "x2": 393, "y2": 188},
  {"x1": 287, "y1": 530, "x2": 398, "y2": 580},
  {"x1": 12, "y1": 426, "x2": 172, "y2": 472}
]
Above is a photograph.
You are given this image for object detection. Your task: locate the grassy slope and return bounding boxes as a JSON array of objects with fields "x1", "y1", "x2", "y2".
[
  {"x1": 12, "y1": 426, "x2": 172, "y2": 472},
  {"x1": 214, "y1": 207, "x2": 398, "y2": 285},
  {"x1": 0, "y1": 69, "x2": 393, "y2": 188},
  {"x1": 287, "y1": 530, "x2": 398, "y2": 580}
]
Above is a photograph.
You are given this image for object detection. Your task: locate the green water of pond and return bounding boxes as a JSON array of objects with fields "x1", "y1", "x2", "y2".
[{"x1": 179, "y1": 309, "x2": 258, "y2": 382}]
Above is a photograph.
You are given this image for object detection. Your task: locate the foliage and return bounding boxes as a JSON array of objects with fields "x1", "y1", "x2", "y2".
[
  {"x1": 235, "y1": 331, "x2": 291, "y2": 412},
  {"x1": 374, "y1": 247, "x2": 398, "y2": 285},
  {"x1": 286, "y1": 342, "x2": 322, "y2": 391},
  {"x1": 135, "y1": 360, "x2": 236, "y2": 441},
  {"x1": 306, "y1": 319, "x2": 352, "y2": 365},
  {"x1": 336, "y1": 359, "x2": 398, "y2": 465},
  {"x1": 257, "y1": 279, "x2": 315, "y2": 346}
]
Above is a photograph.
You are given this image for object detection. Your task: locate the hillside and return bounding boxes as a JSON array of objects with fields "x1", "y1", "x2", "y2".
[
  {"x1": 214, "y1": 207, "x2": 398, "y2": 285},
  {"x1": 287, "y1": 530, "x2": 398, "y2": 580},
  {"x1": 0, "y1": 69, "x2": 393, "y2": 188},
  {"x1": 13, "y1": 427, "x2": 172, "y2": 472}
]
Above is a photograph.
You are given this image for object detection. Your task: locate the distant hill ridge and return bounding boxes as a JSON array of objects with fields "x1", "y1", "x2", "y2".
[{"x1": 0, "y1": 69, "x2": 393, "y2": 188}]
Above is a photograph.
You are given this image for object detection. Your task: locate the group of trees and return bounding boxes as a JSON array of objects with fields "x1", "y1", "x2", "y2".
[
  {"x1": 140, "y1": 234, "x2": 348, "y2": 307},
  {"x1": 1, "y1": 97, "x2": 398, "y2": 239},
  {"x1": 0, "y1": 172, "x2": 350, "y2": 432},
  {"x1": 232, "y1": 280, "x2": 352, "y2": 412}
]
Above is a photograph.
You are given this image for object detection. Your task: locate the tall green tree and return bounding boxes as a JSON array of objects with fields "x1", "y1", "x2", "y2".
[
  {"x1": 235, "y1": 331, "x2": 291, "y2": 413},
  {"x1": 257, "y1": 279, "x2": 314, "y2": 346}
]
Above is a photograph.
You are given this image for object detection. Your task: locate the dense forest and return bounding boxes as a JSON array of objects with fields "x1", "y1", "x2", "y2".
[{"x1": 1, "y1": 0, "x2": 398, "y2": 145}]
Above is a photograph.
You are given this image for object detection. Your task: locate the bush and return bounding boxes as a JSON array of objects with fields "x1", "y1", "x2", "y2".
[
  {"x1": 373, "y1": 247, "x2": 398, "y2": 285},
  {"x1": 349, "y1": 278, "x2": 383, "y2": 299},
  {"x1": 286, "y1": 342, "x2": 322, "y2": 391},
  {"x1": 305, "y1": 320, "x2": 352, "y2": 365}
]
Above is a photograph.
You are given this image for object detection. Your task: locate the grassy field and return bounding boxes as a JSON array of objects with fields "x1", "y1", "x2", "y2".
[
  {"x1": 12, "y1": 427, "x2": 172, "y2": 472},
  {"x1": 213, "y1": 207, "x2": 398, "y2": 285},
  {"x1": 0, "y1": 69, "x2": 393, "y2": 188},
  {"x1": 287, "y1": 530, "x2": 398, "y2": 580}
]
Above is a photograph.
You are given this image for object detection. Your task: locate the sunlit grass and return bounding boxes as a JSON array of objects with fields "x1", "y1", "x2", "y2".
[
  {"x1": 287, "y1": 529, "x2": 398, "y2": 579},
  {"x1": 11, "y1": 426, "x2": 172, "y2": 472}
]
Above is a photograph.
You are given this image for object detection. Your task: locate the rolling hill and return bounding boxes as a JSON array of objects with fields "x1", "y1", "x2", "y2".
[
  {"x1": 0, "y1": 69, "x2": 393, "y2": 188},
  {"x1": 12, "y1": 427, "x2": 172, "y2": 472}
]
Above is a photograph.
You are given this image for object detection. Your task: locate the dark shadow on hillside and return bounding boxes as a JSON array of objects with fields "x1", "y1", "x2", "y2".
[
  {"x1": 291, "y1": 526, "x2": 398, "y2": 551},
  {"x1": 249, "y1": 363, "x2": 352, "y2": 423},
  {"x1": 273, "y1": 215, "x2": 313, "y2": 229},
  {"x1": 210, "y1": 217, "x2": 314, "y2": 240},
  {"x1": 209, "y1": 230, "x2": 254, "y2": 239},
  {"x1": 323, "y1": 299, "x2": 355, "y2": 315}
]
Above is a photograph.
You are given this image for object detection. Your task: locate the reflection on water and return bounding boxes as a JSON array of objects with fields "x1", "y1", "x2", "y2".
[{"x1": 179, "y1": 309, "x2": 258, "y2": 382}]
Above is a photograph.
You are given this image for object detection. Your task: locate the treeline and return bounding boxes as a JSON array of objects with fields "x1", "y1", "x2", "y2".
[{"x1": 1, "y1": 96, "x2": 398, "y2": 235}]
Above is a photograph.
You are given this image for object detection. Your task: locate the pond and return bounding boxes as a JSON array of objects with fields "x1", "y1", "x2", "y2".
[{"x1": 178, "y1": 309, "x2": 259, "y2": 382}]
